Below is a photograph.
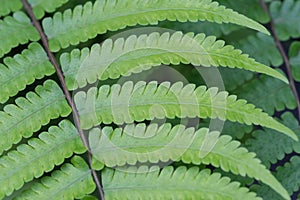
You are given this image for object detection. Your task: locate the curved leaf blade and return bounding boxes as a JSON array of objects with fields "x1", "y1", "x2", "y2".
[
  {"x1": 75, "y1": 81, "x2": 297, "y2": 140},
  {"x1": 44, "y1": 0, "x2": 269, "y2": 51},
  {"x1": 61, "y1": 32, "x2": 287, "y2": 91},
  {"x1": 90, "y1": 123, "x2": 290, "y2": 200}
]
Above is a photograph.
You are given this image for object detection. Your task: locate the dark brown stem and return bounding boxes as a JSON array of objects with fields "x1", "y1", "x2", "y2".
[
  {"x1": 259, "y1": 0, "x2": 300, "y2": 120},
  {"x1": 20, "y1": 1, "x2": 105, "y2": 199}
]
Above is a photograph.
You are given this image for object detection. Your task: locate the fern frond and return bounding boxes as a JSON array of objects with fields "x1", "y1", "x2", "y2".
[
  {"x1": 246, "y1": 112, "x2": 300, "y2": 167},
  {"x1": 75, "y1": 81, "x2": 297, "y2": 140},
  {"x1": 102, "y1": 166, "x2": 262, "y2": 200},
  {"x1": 90, "y1": 123, "x2": 289, "y2": 200},
  {"x1": 0, "y1": 12, "x2": 40, "y2": 58},
  {"x1": 0, "y1": 42, "x2": 55, "y2": 104},
  {"x1": 236, "y1": 75, "x2": 296, "y2": 115},
  {"x1": 0, "y1": 80, "x2": 71, "y2": 154},
  {"x1": 61, "y1": 32, "x2": 287, "y2": 90},
  {"x1": 0, "y1": 120, "x2": 85, "y2": 199},
  {"x1": 230, "y1": 33, "x2": 283, "y2": 66},
  {"x1": 252, "y1": 156, "x2": 300, "y2": 200},
  {"x1": 27, "y1": 0, "x2": 70, "y2": 19},
  {"x1": 0, "y1": 0, "x2": 22, "y2": 17},
  {"x1": 14, "y1": 156, "x2": 95, "y2": 200},
  {"x1": 270, "y1": 0, "x2": 300, "y2": 40},
  {"x1": 43, "y1": 0, "x2": 269, "y2": 51}
]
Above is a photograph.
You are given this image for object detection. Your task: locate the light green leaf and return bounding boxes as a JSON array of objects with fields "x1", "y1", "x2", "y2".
[
  {"x1": 102, "y1": 166, "x2": 262, "y2": 200},
  {"x1": 75, "y1": 81, "x2": 297, "y2": 140},
  {"x1": 43, "y1": 0, "x2": 269, "y2": 51}
]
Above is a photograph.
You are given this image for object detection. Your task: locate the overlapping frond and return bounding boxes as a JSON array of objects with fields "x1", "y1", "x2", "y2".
[
  {"x1": 270, "y1": 0, "x2": 300, "y2": 40},
  {"x1": 89, "y1": 124, "x2": 289, "y2": 199},
  {"x1": 61, "y1": 32, "x2": 287, "y2": 90},
  {"x1": 246, "y1": 112, "x2": 300, "y2": 167},
  {"x1": 102, "y1": 166, "x2": 261, "y2": 200},
  {"x1": 0, "y1": 42, "x2": 55, "y2": 104},
  {"x1": 43, "y1": 0, "x2": 269, "y2": 51},
  {"x1": 252, "y1": 156, "x2": 300, "y2": 200},
  {"x1": 27, "y1": 0, "x2": 70, "y2": 19},
  {"x1": 0, "y1": 80, "x2": 71, "y2": 154},
  {"x1": 0, "y1": 120, "x2": 85, "y2": 199},
  {"x1": 0, "y1": 12, "x2": 39, "y2": 58},
  {"x1": 230, "y1": 33, "x2": 283, "y2": 66},
  {"x1": 14, "y1": 156, "x2": 95, "y2": 200},
  {"x1": 0, "y1": 0, "x2": 22, "y2": 17},
  {"x1": 236, "y1": 75, "x2": 296, "y2": 115},
  {"x1": 75, "y1": 81, "x2": 297, "y2": 140}
]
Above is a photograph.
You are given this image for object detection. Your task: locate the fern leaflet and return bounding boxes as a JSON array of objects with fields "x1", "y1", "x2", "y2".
[
  {"x1": 246, "y1": 112, "x2": 300, "y2": 167},
  {"x1": 61, "y1": 32, "x2": 287, "y2": 90},
  {"x1": 236, "y1": 75, "x2": 296, "y2": 115},
  {"x1": 0, "y1": 12, "x2": 39, "y2": 58},
  {"x1": 252, "y1": 156, "x2": 300, "y2": 200},
  {"x1": 270, "y1": 0, "x2": 300, "y2": 40},
  {"x1": 0, "y1": 42, "x2": 55, "y2": 104},
  {"x1": 42, "y1": 0, "x2": 269, "y2": 51},
  {"x1": 0, "y1": 0, "x2": 22, "y2": 17},
  {"x1": 102, "y1": 166, "x2": 262, "y2": 200},
  {"x1": 0, "y1": 120, "x2": 86, "y2": 199},
  {"x1": 0, "y1": 80, "x2": 71, "y2": 154},
  {"x1": 89, "y1": 123, "x2": 289, "y2": 199},
  {"x1": 229, "y1": 32, "x2": 283, "y2": 67},
  {"x1": 27, "y1": 0, "x2": 70, "y2": 19},
  {"x1": 14, "y1": 156, "x2": 95, "y2": 200},
  {"x1": 75, "y1": 81, "x2": 297, "y2": 140}
]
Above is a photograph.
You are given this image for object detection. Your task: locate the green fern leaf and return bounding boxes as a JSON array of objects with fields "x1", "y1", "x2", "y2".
[
  {"x1": 289, "y1": 41, "x2": 300, "y2": 81},
  {"x1": 246, "y1": 112, "x2": 300, "y2": 167},
  {"x1": 61, "y1": 32, "x2": 287, "y2": 90},
  {"x1": 0, "y1": 80, "x2": 71, "y2": 154},
  {"x1": 236, "y1": 75, "x2": 296, "y2": 115},
  {"x1": 230, "y1": 33, "x2": 283, "y2": 67},
  {"x1": 0, "y1": 42, "x2": 55, "y2": 104},
  {"x1": 0, "y1": 11, "x2": 40, "y2": 58},
  {"x1": 0, "y1": 0, "x2": 22, "y2": 17},
  {"x1": 75, "y1": 81, "x2": 297, "y2": 140},
  {"x1": 0, "y1": 120, "x2": 86, "y2": 199},
  {"x1": 43, "y1": 0, "x2": 269, "y2": 51},
  {"x1": 102, "y1": 166, "x2": 262, "y2": 200},
  {"x1": 252, "y1": 156, "x2": 300, "y2": 200},
  {"x1": 89, "y1": 124, "x2": 290, "y2": 199},
  {"x1": 270, "y1": 0, "x2": 300, "y2": 41},
  {"x1": 14, "y1": 156, "x2": 96, "y2": 200},
  {"x1": 27, "y1": 0, "x2": 70, "y2": 19}
]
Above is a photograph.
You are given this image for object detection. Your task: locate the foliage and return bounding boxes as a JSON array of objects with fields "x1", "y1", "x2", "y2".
[{"x1": 1, "y1": 0, "x2": 300, "y2": 200}]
